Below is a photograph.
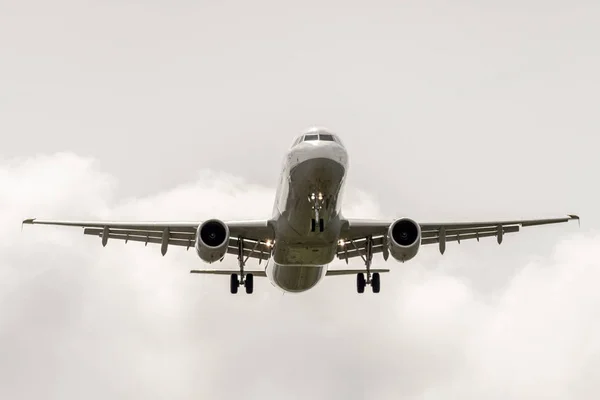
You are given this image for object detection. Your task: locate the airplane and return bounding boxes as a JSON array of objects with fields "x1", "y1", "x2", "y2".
[{"x1": 22, "y1": 127, "x2": 580, "y2": 295}]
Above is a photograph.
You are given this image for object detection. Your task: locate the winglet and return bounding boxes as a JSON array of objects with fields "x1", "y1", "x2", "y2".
[
  {"x1": 568, "y1": 214, "x2": 580, "y2": 227},
  {"x1": 22, "y1": 218, "x2": 35, "y2": 231}
]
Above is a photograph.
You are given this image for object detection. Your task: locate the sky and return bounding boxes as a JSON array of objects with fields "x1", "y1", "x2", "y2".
[{"x1": 1, "y1": 0, "x2": 599, "y2": 399}]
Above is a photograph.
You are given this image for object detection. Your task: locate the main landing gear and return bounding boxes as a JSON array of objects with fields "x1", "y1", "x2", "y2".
[
  {"x1": 230, "y1": 273, "x2": 253, "y2": 294},
  {"x1": 230, "y1": 238, "x2": 254, "y2": 294},
  {"x1": 356, "y1": 236, "x2": 381, "y2": 294},
  {"x1": 309, "y1": 192, "x2": 326, "y2": 233}
]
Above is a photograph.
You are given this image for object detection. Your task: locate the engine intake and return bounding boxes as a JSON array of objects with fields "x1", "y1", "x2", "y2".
[
  {"x1": 387, "y1": 218, "x2": 421, "y2": 262},
  {"x1": 195, "y1": 219, "x2": 230, "y2": 263}
]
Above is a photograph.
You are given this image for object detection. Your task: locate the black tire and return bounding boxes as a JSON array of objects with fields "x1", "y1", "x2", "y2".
[
  {"x1": 311, "y1": 219, "x2": 316, "y2": 232},
  {"x1": 357, "y1": 273, "x2": 366, "y2": 294},
  {"x1": 372, "y1": 272, "x2": 380, "y2": 293},
  {"x1": 319, "y1": 218, "x2": 324, "y2": 232},
  {"x1": 230, "y1": 274, "x2": 239, "y2": 294},
  {"x1": 245, "y1": 273, "x2": 254, "y2": 294}
]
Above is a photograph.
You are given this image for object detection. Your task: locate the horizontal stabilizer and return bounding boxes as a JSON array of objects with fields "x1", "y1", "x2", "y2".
[
  {"x1": 326, "y1": 268, "x2": 389, "y2": 276},
  {"x1": 190, "y1": 269, "x2": 267, "y2": 277},
  {"x1": 189, "y1": 268, "x2": 390, "y2": 277}
]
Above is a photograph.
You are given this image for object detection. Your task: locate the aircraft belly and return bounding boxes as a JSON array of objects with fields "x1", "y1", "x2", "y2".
[
  {"x1": 273, "y1": 243, "x2": 336, "y2": 265},
  {"x1": 268, "y1": 154, "x2": 347, "y2": 290},
  {"x1": 267, "y1": 263, "x2": 326, "y2": 293},
  {"x1": 272, "y1": 156, "x2": 345, "y2": 265}
]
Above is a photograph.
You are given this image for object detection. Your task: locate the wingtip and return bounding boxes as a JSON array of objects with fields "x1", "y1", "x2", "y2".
[
  {"x1": 568, "y1": 214, "x2": 581, "y2": 227},
  {"x1": 21, "y1": 218, "x2": 35, "y2": 231}
]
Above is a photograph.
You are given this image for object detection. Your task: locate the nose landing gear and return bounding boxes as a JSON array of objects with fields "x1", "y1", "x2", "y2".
[
  {"x1": 311, "y1": 218, "x2": 324, "y2": 233},
  {"x1": 309, "y1": 192, "x2": 326, "y2": 233}
]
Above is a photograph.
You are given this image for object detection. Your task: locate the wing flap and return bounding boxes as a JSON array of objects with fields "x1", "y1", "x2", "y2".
[
  {"x1": 326, "y1": 268, "x2": 389, "y2": 276},
  {"x1": 228, "y1": 237, "x2": 272, "y2": 253},
  {"x1": 336, "y1": 243, "x2": 385, "y2": 261},
  {"x1": 421, "y1": 225, "x2": 518, "y2": 238},
  {"x1": 225, "y1": 246, "x2": 271, "y2": 262},
  {"x1": 336, "y1": 235, "x2": 386, "y2": 262},
  {"x1": 84, "y1": 228, "x2": 195, "y2": 240},
  {"x1": 92, "y1": 233, "x2": 196, "y2": 248},
  {"x1": 421, "y1": 225, "x2": 519, "y2": 245}
]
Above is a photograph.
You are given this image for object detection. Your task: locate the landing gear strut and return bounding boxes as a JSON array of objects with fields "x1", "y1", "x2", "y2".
[
  {"x1": 230, "y1": 238, "x2": 254, "y2": 294},
  {"x1": 309, "y1": 192, "x2": 326, "y2": 232},
  {"x1": 355, "y1": 236, "x2": 381, "y2": 294}
]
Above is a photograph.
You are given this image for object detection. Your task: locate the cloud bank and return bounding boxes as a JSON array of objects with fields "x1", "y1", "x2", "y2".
[{"x1": 1, "y1": 153, "x2": 598, "y2": 400}]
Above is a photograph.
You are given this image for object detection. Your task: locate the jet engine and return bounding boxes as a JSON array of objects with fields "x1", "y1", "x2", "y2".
[
  {"x1": 195, "y1": 219, "x2": 230, "y2": 263},
  {"x1": 387, "y1": 218, "x2": 421, "y2": 262}
]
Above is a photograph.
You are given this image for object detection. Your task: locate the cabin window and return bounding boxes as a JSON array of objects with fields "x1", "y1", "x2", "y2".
[
  {"x1": 304, "y1": 134, "x2": 319, "y2": 141},
  {"x1": 319, "y1": 134, "x2": 335, "y2": 141}
]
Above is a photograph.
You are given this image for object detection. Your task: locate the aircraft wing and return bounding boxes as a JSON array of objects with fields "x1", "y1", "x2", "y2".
[
  {"x1": 22, "y1": 218, "x2": 275, "y2": 262},
  {"x1": 337, "y1": 214, "x2": 580, "y2": 262}
]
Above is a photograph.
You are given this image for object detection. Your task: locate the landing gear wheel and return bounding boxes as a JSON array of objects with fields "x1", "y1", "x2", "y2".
[
  {"x1": 230, "y1": 274, "x2": 239, "y2": 294},
  {"x1": 309, "y1": 192, "x2": 326, "y2": 233},
  {"x1": 357, "y1": 273, "x2": 366, "y2": 294},
  {"x1": 355, "y1": 236, "x2": 382, "y2": 294},
  {"x1": 372, "y1": 272, "x2": 380, "y2": 293},
  {"x1": 245, "y1": 273, "x2": 254, "y2": 294}
]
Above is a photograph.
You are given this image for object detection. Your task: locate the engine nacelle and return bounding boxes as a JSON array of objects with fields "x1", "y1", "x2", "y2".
[
  {"x1": 387, "y1": 218, "x2": 421, "y2": 262},
  {"x1": 195, "y1": 219, "x2": 230, "y2": 263}
]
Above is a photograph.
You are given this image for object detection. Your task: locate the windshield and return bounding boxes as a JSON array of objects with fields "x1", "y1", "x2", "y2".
[
  {"x1": 292, "y1": 130, "x2": 343, "y2": 146},
  {"x1": 319, "y1": 134, "x2": 335, "y2": 141},
  {"x1": 302, "y1": 133, "x2": 339, "y2": 142}
]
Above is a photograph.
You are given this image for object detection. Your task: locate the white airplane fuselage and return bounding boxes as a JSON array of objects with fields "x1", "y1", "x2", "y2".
[{"x1": 265, "y1": 136, "x2": 349, "y2": 293}]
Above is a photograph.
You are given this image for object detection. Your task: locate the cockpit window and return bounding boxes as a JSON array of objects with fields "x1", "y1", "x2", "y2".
[
  {"x1": 293, "y1": 130, "x2": 342, "y2": 146},
  {"x1": 319, "y1": 134, "x2": 335, "y2": 141}
]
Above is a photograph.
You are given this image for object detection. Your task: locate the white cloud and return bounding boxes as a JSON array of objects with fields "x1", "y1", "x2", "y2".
[{"x1": 1, "y1": 153, "x2": 598, "y2": 400}]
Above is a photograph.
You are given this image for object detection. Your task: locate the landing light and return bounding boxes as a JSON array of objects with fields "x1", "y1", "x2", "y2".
[
  {"x1": 338, "y1": 239, "x2": 345, "y2": 246},
  {"x1": 265, "y1": 240, "x2": 273, "y2": 247}
]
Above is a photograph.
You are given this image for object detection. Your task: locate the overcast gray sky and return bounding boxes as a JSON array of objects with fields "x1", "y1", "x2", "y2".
[{"x1": 1, "y1": 0, "x2": 599, "y2": 399}]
